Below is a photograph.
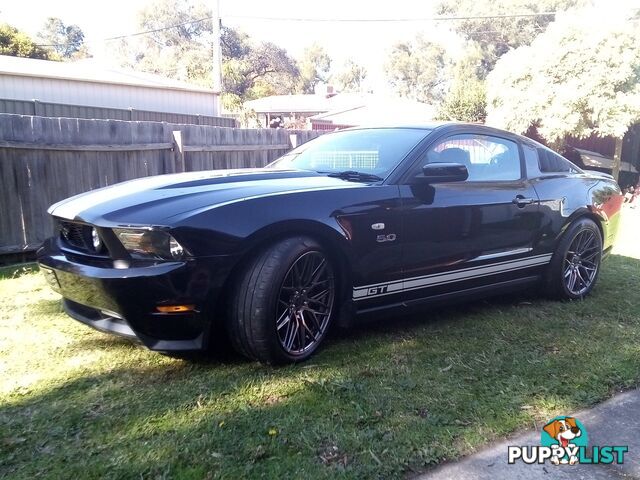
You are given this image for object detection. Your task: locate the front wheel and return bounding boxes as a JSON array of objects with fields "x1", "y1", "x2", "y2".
[
  {"x1": 545, "y1": 218, "x2": 602, "y2": 300},
  {"x1": 227, "y1": 236, "x2": 337, "y2": 364}
]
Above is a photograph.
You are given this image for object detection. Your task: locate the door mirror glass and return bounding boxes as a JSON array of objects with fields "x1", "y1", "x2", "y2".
[{"x1": 416, "y1": 163, "x2": 469, "y2": 184}]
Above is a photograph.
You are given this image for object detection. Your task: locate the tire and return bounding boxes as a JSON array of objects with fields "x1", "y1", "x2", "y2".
[
  {"x1": 227, "y1": 236, "x2": 337, "y2": 364},
  {"x1": 545, "y1": 218, "x2": 603, "y2": 300}
]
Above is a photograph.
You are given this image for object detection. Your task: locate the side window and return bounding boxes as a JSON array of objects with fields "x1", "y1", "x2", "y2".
[
  {"x1": 422, "y1": 134, "x2": 521, "y2": 181},
  {"x1": 537, "y1": 148, "x2": 580, "y2": 173}
]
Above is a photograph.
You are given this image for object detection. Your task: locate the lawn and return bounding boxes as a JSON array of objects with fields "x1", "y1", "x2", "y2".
[{"x1": 2, "y1": 209, "x2": 640, "y2": 479}]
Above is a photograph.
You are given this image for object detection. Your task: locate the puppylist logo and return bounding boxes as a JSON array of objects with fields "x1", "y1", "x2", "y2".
[{"x1": 508, "y1": 416, "x2": 628, "y2": 466}]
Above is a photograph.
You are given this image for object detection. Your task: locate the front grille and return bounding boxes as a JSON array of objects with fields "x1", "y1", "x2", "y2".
[{"x1": 59, "y1": 221, "x2": 106, "y2": 255}]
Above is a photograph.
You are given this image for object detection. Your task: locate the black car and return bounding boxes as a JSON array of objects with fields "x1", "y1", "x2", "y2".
[{"x1": 38, "y1": 123, "x2": 623, "y2": 364}]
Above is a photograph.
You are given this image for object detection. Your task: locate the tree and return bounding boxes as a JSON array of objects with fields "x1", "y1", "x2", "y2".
[
  {"x1": 385, "y1": 35, "x2": 449, "y2": 104},
  {"x1": 486, "y1": 8, "x2": 640, "y2": 180},
  {"x1": 37, "y1": 17, "x2": 88, "y2": 59},
  {"x1": 116, "y1": 0, "x2": 299, "y2": 105},
  {"x1": 333, "y1": 59, "x2": 367, "y2": 92},
  {"x1": 223, "y1": 42, "x2": 299, "y2": 99},
  {"x1": 115, "y1": 0, "x2": 213, "y2": 83},
  {"x1": 0, "y1": 23, "x2": 57, "y2": 60},
  {"x1": 438, "y1": 44, "x2": 487, "y2": 122},
  {"x1": 438, "y1": 79, "x2": 486, "y2": 123},
  {"x1": 297, "y1": 43, "x2": 331, "y2": 93},
  {"x1": 436, "y1": 0, "x2": 588, "y2": 76}
]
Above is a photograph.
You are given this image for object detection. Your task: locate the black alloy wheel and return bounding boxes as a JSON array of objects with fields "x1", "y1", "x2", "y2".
[
  {"x1": 227, "y1": 236, "x2": 338, "y2": 364},
  {"x1": 276, "y1": 251, "x2": 335, "y2": 356},
  {"x1": 563, "y1": 228, "x2": 601, "y2": 296},
  {"x1": 545, "y1": 218, "x2": 602, "y2": 300}
]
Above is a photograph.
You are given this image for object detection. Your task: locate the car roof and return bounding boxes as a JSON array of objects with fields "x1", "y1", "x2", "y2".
[
  {"x1": 344, "y1": 121, "x2": 453, "y2": 131},
  {"x1": 346, "y1": 122, "x2": 536, "y2": 140}
]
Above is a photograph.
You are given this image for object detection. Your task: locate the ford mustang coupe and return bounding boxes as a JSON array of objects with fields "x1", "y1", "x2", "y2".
[{"x1": 38, "y1": 123, "x2": 622, "y2": 364}]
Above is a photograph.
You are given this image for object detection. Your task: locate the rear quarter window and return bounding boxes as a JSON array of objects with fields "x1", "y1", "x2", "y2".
[{"x1": 537, "y1": 148, "x2": 580, "y2": 173}]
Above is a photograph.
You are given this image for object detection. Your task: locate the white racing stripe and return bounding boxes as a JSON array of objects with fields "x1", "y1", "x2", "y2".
[{"x1": 353, "y1": 253, "x2": 552, "y2": 301}]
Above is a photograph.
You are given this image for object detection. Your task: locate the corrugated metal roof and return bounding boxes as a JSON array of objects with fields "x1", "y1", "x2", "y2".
[{"x1": 0, "y1": 55, "x2": 217, "y2": 94}]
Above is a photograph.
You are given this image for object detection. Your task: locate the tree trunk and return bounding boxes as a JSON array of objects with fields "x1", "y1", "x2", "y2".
[{"x1": 612, "y1": 136, "x2": 623, "y2": 183}]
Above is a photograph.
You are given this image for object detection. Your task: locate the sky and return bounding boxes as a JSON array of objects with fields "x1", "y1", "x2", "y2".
[
  {"x1": 1, "y1": 0, "x2": 638, "y2": 92},
  {"x1": 0, "y1": 0, "x2": 459, "y2": 92}
]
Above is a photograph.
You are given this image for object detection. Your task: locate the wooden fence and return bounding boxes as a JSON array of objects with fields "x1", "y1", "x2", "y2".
[
  {"x1": 0, "y1": 98, "x2": 237, "y2": 127},
  {"x1": 0, "y1": 114, "x2": 322, "y2": 254}
]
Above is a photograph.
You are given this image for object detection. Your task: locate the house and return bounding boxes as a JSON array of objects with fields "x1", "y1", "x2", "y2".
[
  {"x1": 245, "y1": 90, "x2": 435, "y2": 129},
  {"x1": 309, "y1": 96, "x2": 437, "y2": 131},
  {"x1": 0, "y1": 55, "x2": 229, "y2": 124},
  {"x1": 244, "y1": 89, "x2": 338, "y2": 128}
]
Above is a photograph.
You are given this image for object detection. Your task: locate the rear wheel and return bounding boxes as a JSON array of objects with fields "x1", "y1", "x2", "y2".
[
  {"x1": 227, "y1": 236, "x2": 337, "y2": 364},
  {"x1": 545, "y1": 218, "x2": 602, "y2": 300}
]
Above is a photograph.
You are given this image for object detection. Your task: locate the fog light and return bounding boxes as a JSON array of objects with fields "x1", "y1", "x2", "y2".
[
  {"x1": 156, "y1": 305, "x2": 196, "y2": 313},
  {"x1": 91, "y1": 227, "x2": 103, "y2": 251}
]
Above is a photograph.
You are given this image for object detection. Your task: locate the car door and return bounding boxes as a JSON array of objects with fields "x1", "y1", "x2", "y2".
[
  {"x1": 397, "y1": 131, "x2": 546, "y2": 303},
  {"x1": 336, "y1": 185, "x2": 405, "y2": 310}
]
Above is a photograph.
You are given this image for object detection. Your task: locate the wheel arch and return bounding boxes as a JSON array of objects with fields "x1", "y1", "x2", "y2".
[
  {"x1": 564, "y1": 208, "x2": 606, "y2": 244},
  {"x1": 225, "y1": 219, "x2": 355, "y2": 310}
]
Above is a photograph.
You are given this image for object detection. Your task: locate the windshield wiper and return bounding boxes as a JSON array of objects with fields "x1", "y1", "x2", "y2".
[{"x1": 323, "y1": 170, "x2": 384, "y2": 182}]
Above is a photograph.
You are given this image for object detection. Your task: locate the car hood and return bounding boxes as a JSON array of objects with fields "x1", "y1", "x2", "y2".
[{"x1": 48, "y1": 168, "x2": 363, "y2": 225}]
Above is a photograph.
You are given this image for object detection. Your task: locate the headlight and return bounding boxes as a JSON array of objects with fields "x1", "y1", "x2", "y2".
[{"x1": 113, "y1": 228, "x2": 186, "y2": 260}]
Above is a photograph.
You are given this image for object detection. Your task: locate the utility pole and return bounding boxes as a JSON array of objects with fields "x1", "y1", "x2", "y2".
[
  {"x1": 212, "y1": 0, "x2": 222, "y2": 115},
  {"x1": 612, "y1": 136, "x2": 623, "y2": 183}
]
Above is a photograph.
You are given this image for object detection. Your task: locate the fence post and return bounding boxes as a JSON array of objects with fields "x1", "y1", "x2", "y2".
[
  {"x1": 289, "y1": 133, "x2": 298, "y2": 149},
  {"x1": 172, "y1": 130, "x2": 186, "y2": 173},
  {"x1": 33, "y1": 99, "x2": 42, "y2": 116}
]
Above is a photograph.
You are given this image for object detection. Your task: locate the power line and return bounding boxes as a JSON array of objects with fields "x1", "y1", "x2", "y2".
[
  {"x1": 34, "y1": 8, "x2": 640, "y2": 48},
  {"x1": 34, "y1": 10, "x2": 564, "y2": 47},
  {"x1": 35, "y1": 16, "x2": 214, "y2": 47},
  {"x1": 104, "y1": 17, "x2": 213, "y2": 41},
  {"x1": 224, "y1": 11, "x2": 561, "y2": 22}
]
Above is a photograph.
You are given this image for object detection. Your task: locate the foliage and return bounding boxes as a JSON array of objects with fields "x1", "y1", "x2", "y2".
[
  {"x1": 114, "y1": 0, "x2": 213, "y2": 85},
  {"x1": 438, "y1": 78, "x2": 486, "y2": 123},
  {"x1": 297, "y1": 43, "x2": 332, "y2": 94},
  {"x1": 436, "y1": 0, "x2": 588, "y2": 76},
  {"x1": 2, "y1": 211, "x2": 640, "y2": 478},
  {"x1": 438, "y1": 44, "x2": 487, "y2": 122},
  {"x1": 0, "y1": 23, "x2": 57, "y2": 60},
  {"x1": 385, "y1": 35, "x2": 449, "y2": 104},
  {"x1": 486, "y1": 8, "x2": 640, "y2": 144},
  {"x1": 116, "y1": 0, "x2": 299, "y2": 103},
  {"x1": 37, "y1": 17, "x2": 88, "y2": 60},
  {"x1": 333, "y1": 58, "x2": 367, "y2": 93},
  {"x1": 223, "y1": 42, "x2": 299, "y2": 99}
]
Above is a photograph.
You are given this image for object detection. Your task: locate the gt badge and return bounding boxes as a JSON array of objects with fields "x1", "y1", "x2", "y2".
[
  {"x1": 371, "y1": 223, "x2": 385, "y2": 230},
  {"x1": 376, "y1": 234, "x2": 396, "y2": 243}
]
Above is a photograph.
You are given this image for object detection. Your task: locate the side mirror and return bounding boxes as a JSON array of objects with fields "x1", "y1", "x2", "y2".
[{"x1": 415, "y1": 162, "x2": 469, "y2": 184}]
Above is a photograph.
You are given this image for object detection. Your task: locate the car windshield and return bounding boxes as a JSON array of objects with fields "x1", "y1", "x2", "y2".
[{"x1": 268, "y1": 128, "x2": 430, "y2": 179}]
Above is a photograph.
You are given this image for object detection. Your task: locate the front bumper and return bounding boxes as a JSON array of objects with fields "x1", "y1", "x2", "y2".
[{"x1": 37, "y1": 238, "x2": 236, "y2": 352}]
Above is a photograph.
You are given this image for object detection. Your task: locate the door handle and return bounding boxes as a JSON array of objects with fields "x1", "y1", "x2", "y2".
[{"x1": 512, "y1": 195, "x2": 536, "y2": 207}]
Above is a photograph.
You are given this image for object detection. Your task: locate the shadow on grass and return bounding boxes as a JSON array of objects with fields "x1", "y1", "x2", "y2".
[
  {"x1": 2, "y1": 254, "x2": 640, "y2": 479},
  {"x1": 0, "y1": 263, "x2": 38, "y2": 280}
]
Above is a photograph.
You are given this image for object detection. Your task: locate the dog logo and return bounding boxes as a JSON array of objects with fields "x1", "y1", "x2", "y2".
[
  {"x1": 509, "y1": 415, "x2": 627, "y2": 466},
  {"x1": 541, "y1": 417, "x2": 586, "y2": 465}
]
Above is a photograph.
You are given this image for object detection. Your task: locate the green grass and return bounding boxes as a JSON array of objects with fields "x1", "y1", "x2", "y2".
[{"x1": 2, "y1": 209, "x2": 640, "y2": 479}]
